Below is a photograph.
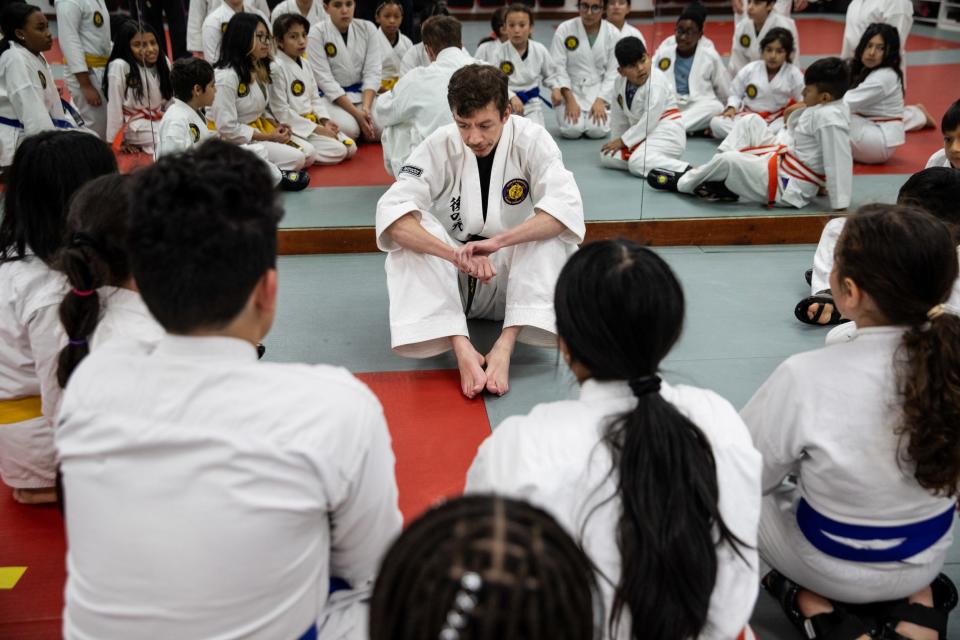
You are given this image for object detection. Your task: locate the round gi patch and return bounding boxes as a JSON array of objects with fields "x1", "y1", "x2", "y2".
[
  {"x1": 291, "y1": 79, "x2": 305, "y2": 96},
  {"x1": 564, "y1": 35, "x2": 579, "y2": 51},
  {"x1": 221, "y1": 22, "x2": 228, "y2": 33},
  {"x1": 502, "y1": 178, "x2": 529, "y2": 205},
  {"x1": 93, "y1": 10, "x2": 104, "y2": 27},
  {"x1": 237, "y1": 82, "x2": 249, "y2": 97},
  {"x1": 500, "y1": 60, "x2": 514, "y2": 76},
  {"x1": 189, "y1": 123, "x2": 201, "y2": 142},
  {"x1": 325, "y1": 42, "x2": 337, "y2": 57},
  {"x1": 658, "y1": 58, "x2": 670, "y2": 71},
  {"x1": 38, "y1": 70, "x2": 47, "y2": 89},
  {"x1": 740, "y1": 34, "x2": 751, "y2": 48},
  {"x1": 745, "y1": 83, "x2": 758, "y2": 98}
]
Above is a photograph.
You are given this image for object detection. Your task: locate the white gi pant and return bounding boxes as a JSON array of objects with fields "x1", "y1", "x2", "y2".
[
  {"x1": 0, "y1": 415, "x2": 55, "y2": 489},
  {"x1": 710, "y1": 113, "x2": 784, "y2": 142},
  {"x1": 323, "y1": 97, "x2": 382, "y2": 142},
  {"x1": 849, "y1": 115, "x2": 896, "y2": 165},
  {"x1": 904, "y1": 105, "x2": 928, "y2": 132},
  {"x1": 301, "y1": 132, "x2": 356, "y2": 165},
  {"x1": 259, "y1": 135, "x2": 317, "y2": 171},
  {"x1": 679, "y1": 95, "x2": 724, "y2": 133},
  {"x1": 600, "y1": 119, "x2": 688, "y2": 177},
  {"x1": 759, "y1": 486, "x2": 945, "y2": 602},
  {"x1": 64, "y1": 69, "x2": 107, "y2": 139},
  {"x1": 385, "y1": 217, "x2": 573, "y2": 357},
  {"x1": 518, "y1": 97, "x2": 546, "y2": 128},
  {"x1": 555, "y1": 104, "x2": 610, "y2": 139}
]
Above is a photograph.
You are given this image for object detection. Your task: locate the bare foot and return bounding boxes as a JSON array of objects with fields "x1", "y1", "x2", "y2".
[
  {"x1": 12, "y1": 487, "x2": 57, "y2": 505},
  {"x1": 796, "y1": 590, "x2": 870, "y2": 640},
  {"x1": 452, "y1": 336, "x2": 486, "y2": 399},
  {"x1": 484, "y1": 327, "x2": 520, "y2": 396},
  {"x1": 895, "y1": 585, "x2": 938, "y2": 640},
  {"x1": 807, "y1": 301, "x2": 835, "y2": 325},
  {"x1": 915, "y1": 104, "x2": 936, "y2": 129}
]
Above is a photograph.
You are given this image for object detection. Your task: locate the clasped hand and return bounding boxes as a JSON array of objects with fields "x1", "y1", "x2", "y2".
[{"x1": 454, "y1": 238, "x2": 501, "y2": 283}]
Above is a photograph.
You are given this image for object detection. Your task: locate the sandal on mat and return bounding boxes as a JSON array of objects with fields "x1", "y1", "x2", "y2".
[
  {"x1": 693, "y1": 181, "x2": 739, "y2": 202},
  {"x1": 762, "y1": 570, "x2": 872, "y2": 640},
  {"x1": 878, "y1": 573, "x2": 959, "y2": 639},
  {"x1": 805, "y1": 268, "x2": 813, "y2": 285},
  {"x1": 794, "y1": 291, "x2": 845, "y2": 326}
]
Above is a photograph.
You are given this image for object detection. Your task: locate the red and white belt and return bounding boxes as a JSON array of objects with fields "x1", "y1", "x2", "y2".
[
  {"x1": 111, "y1": 106, "x2": 164, "y2": 152},
  {"x1": 619, "y1": 108, "x2": 683, "y2": 160},
  {"x1": 739, "y1": 144, "x2": 826, "y2": 207}
]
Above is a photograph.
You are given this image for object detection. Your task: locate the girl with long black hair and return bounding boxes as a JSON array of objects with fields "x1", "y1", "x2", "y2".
[{"x1": 466, "y1": 239, "x2": 763, "y2": 640}]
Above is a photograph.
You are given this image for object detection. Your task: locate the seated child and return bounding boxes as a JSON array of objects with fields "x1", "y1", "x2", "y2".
[
  {"x1": 0, "y1": 131, "x2": 116, "y2": 505},
  {"x1": 599, "y1": 36, "x2": 687, "y2": 178},
  {"x1": 56, "y1": 140, "x2": 403, "y2": 639},
  {"x1": 271, "y1": 0, "x2": 326, "y2": 26},
  {"x1": 201, "y1": 0, "x2": 268, "y2": 64},
  {"x1": 370, "y1": 495, "x2": 600, "y2": 640},
  {"x1": 649, "y1": 57, "x2": 852, "y2": 212},
  {"x1": 270, "y1": 13, "x2": 356, "y2": 165},
  {"x1": 549, "y1": 0, "x2": 620, "y2": 140},
  {"x1": 104, "y1": 20, "x2": 172, "y2": 154},
  {"x1": 605, "y1": 0, "x2": 647, "y2": 45},
  {"x1": 375, "y1": 0, "x2": 412, "y2": 92},
  {"x1": 473, "y1": 5, "x2": 507, "y2": 60},
  {"x1": 711, "y1": 27, "x2": 803, "y2": 140},
  {"x1": 743, "y1": 204, "x2": 960, "y2": 640},
  {"x1": 651, "y1": 2, "x2": 730, "y2": 135},
  {"x1": 728, "y1": 0, "x2": 799, "y2": 76},
  {"x1": 188, "y1": 0, "x2": 269, "y2": 55},
  {"x1": 474, "y1": 3, "x2": 570, "y2": 128},
  {"x1": 399, "y1": 0, "x2": 453, "y2": 74},
  {"x1": 307, "y1": 0, "x2": 382, "y2": 141},
  {"x1": 844, "y1": 23, "x2": 909, "y2": 164},
  {"x1": 926, "y1": 99, "x2": 960, "y2": 169}
]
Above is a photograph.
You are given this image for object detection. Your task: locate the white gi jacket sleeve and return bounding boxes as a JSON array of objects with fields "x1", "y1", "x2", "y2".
[
  {"x1": 55, "y1": 0, "x2": 89, "y2": 75},
  {"x1": 819, "y1": 121, "x2": 853, "y2": 210},
  {"x1": 27, "y1": 301, "x2": 65, "y2": 436},
  {"x1": 187, "y1": 0, "x2": 210, "y2": 52},
  {"x1": 712, "y1": 56, "x2": 732, "y2": 104},
  {"x1": 842, "y1": 73, "x2": 890, "y2": 113},
  {"x1": 375, "y1": 140, "x2": 445, "y2": 251},
  {"x1": 105, "y1": 60, "x2": 128, "y2": 144},
  {"x1": 202, "y1": 16, "x2": 221, "y2": 63},
  {"x1": 268, "y1": 62, "x2": 317, "y2": 138},
  {"x1": 548, "y1": 30, "x2": 573, "y2": 94},
  {"x1": 619, "y1": 82, "x2": 669, "y2": 148},
  {"x1": 211, "y1": 71, "x2": 255, "y2": 143},
  {"x1": 5, "y1": 54, "x2": 56, "y2": 133},
  {"x1": 727, "y1": 66, "x2": 748, "y2": 111},
  {"x1": 361, "y1": 29, "x2": 383, "y2": 94},
  {"x1": 526, "y1": 132, "x2": 585, "y2": 243},
  {"x1": 159, "y1": 118, "x2": 195, "y2": 155},
  {"x1": 307, "y1": 30, "x2": 345, "y2": 102}
]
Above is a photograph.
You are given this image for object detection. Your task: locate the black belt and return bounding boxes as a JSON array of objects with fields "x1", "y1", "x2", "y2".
[{"x1": 462, "y1": 235, "x2": 487, "y2": 317}]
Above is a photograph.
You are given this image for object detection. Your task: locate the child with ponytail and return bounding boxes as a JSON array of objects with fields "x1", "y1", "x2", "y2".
[
  {"x1": 466, "y1": 239, "x2": 763, "y2": 640},
  {"x1": 744, "y1": 203, "x2": 960, "y2": 639}
]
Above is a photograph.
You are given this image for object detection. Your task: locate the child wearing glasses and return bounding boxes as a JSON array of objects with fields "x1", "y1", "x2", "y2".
[
  {"x1": 201, "y1": 0, "x2": 268, "y2": 64},
  {"x1": 651, "y1": 2, "x2": 730, "y2": 136},
  {"x1": 549, "y1": 0, "x2": 620, "y2": 139},
  {"x1": 728, "y1": 0, "x2": 799, "y2": 76}
]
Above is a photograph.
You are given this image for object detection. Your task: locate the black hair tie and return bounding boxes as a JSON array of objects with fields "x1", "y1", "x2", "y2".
[
  {"x1": 70, "y1": 231, "x2": 101, "y2": 252},
  {"x1": 628, "y1": 375, "x2": 661, "y2": 397}
]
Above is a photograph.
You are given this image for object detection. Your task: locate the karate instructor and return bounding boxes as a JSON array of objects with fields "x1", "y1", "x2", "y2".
[{"x1": 375, "y1": 64, "x2": 585, "y2": 399}]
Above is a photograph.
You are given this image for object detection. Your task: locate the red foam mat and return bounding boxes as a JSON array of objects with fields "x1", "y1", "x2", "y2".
[{"x1": 309, "y1": 142, "x2": 394, "y2": 187}]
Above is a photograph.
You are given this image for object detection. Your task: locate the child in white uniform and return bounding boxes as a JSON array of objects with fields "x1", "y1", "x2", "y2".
[
  {"x1": 0, "y1": 131, "x2": 116, "y2": 505},
  {"x1": 605, "y1": 0, "x2": 647, "y2": 46},
  {"x1": 600, "y1": 37, "x2": 687, "y2": 178},
  {"x1": 652, "y1": 3, "x2": 731, "y2": 135},
  {"x1": 712, "y1": 27, "x2": 803, "y2": 140},
  {"x1": 201, "y1": 0, "x2": 269, "y2": 65},
  {"x1": 375, "y1": 0, "x2": 411, "y2": 92},
  {"x1": 188, "y1": 0, "x2": 270, "y2": 55},
  {"x1": 0, "y1": 4, "x2": 81, "y2": 167},
  {"x1": 103, "y1": 21, "x2": 173, "y2": 154},
  {"x1": 306, "y1": 0, "x2": 382, "y2": 141},
  {"x1": 466, "y1": 239, "x2": 763, "y2": 640},
  {"x1": 728, "y1": 0, "x2": 799, "y2": 76},
  {"x1": 650, "y1": 57, "x2": 852, "y2": 212},
  {"x1": 549, "y1": 2, "x2": 619, "y2": 139},
  {"x1": 271, "y1": 0, "x2": 326, "y2": 25},
  {"x1": 743, "y1": 204, "x2": 960, "y2": 640},
  {"x1": 55, "y1": 0, "x2": 111, "y2": 138},
  {"x1": 926, "y1": 100, "x2": 960, "y2": 169},
  {"x1": 473, "y1": 5, "x2": 507, "y2": 61},
  {"x1": 270, "y1": 13, "x2": 356, "y2": 165},
  {"x1": 475, "y1": 4, "x2": 571, "y2": 128}
]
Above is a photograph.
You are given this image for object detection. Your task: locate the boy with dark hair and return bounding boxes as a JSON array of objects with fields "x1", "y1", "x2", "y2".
[
  {"x1": 56, "y1": 140, "x2": 402, "y2": 639},
  {"x1": 926, "y1": 99, "x2": 960, "y2": 169},
  {"x1": 649, "y1": 57, "x2": 853, "y2": 212},
  {"x1": 375, "y1": 64, "x2": 584, "y2": 400}
]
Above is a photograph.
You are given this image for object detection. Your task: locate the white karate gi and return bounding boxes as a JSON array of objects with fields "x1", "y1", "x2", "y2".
[
  {"x1": 375, "y1": 116, "x2": 584, "y2": 357},
  {"x1": 652, "y1": 36, "x2": 731, "y2": 133},
  {"x1": 549, "y1": 19, "x2": 618, "y2": 139},
  {"x1": 377, "y1": 27, "x2": 412, "y2": 91},
  {"x1": 741, "y1": 328, "x2": 955, "y2": 602},
  {"x1": 734, "y1": 0, "x2": 794, "y2": 21},
  {"x1": 271, "y1": 0, "x2": 326, "y2": 26},
  {"x1": 843, "y1": 68, "x2": 906, "y2": 164},
  {"x1": 727, "y1": 13, "x2": 799, "y2": 76},
  {"x1": 155, "y1": 97, "x2": 285, "y2": 185},
  {"x1": 679, "y1": 102, "x2": 852, "y2": 210},
  {"x1": 610, "y1": 21, "x2": 647, "y2": 47},
  {"x1": 400, "y1": 41, "x2": 429, "y2": 75},
  {"x1": 926, "y1": 148, "x2": 954, "y2": 169},
  {"x1": 188, "y1": 0, "x2": 270, "y2": 53},
  {"x1": 105, "y1": 59, "x2": 170, "y2": 154},
  {"x1": 0, "y1": 256, "x2": 66, "y2": 490},
  {"x1": 201, "y1": 3, "x2": 268, "y2": 64},
  {"x1": 466, "y1": 379, "x2": 763, "y2": 640},
  {"x1": 211, "y1": 68, "x2": 316, "y2": 169},
  {"x1": 0, "y1": 42, "x2": 79, "y2": 166},
  {"x1": 57, "y1": 334, "x2": 403, "y2": 640},
  {"x1": 710, "y1": 60, "x2": 803, "y2": 140},
  {"x1": 601, "y1": 69, "x2": 688, "y2": 177},
  {"x1": 306, "y1": 18, "x2": 382, "y2": 140},
  {"x1": 90, "y1": 287, "x2": 165, "y2": 349},
  {"x1": 475, "y1": 40, "x2": 564, "y2": 127},
  {"x1": 270, "y1": 51, "x2": 356, "y2": 164},
  {"x1": 56, "y1": 0, "x2": 112, "y2": 138},
  {"x1": 375, "y1": 47, "x2": 476, "y2": 176},
  {"x1": 473, "y1": 39, "x2": 497, "y2": 62}
]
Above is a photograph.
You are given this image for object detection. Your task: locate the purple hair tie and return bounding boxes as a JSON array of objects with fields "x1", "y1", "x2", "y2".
[{"x1": 68, "y1": 339, "x2": 88, "y2": 346}]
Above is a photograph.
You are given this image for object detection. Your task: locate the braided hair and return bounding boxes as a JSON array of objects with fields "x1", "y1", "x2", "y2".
[{"x1": 370, "y1": 495, "x2": 601, "y2": 640}]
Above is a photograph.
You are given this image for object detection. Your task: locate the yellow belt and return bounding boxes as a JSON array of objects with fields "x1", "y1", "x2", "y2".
[
  {"x1": 297, "y1": 114, "x2": 354, "y2": 146},
  {"x1": 84, "y1": 53, "x2": 108, "y2": 69},
  {"x1": 247, "y1": 117, "x2": 304, "y2": 151},
  {"x1": 0, "y1": 396, "x2": 42, "y2": 425},
  {"x1": 380, "y1": 77, "x2": 398, "y2": 92}
]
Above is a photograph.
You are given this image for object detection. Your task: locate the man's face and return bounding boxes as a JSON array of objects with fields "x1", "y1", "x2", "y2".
[
  {"x1": 454, "y1": 101, "x2": 508, "y2": 158},
  {"x1": 944, "y1": 125, "x2": 960, "y2": 169}
]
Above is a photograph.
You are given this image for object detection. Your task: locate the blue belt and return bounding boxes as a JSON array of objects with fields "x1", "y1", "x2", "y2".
[
  {"x1": 0, "y1": 115, "x2": 76, "y2": 129},
  {"x1": 293, "y1": 577, "x2": 350, "y2": 640},
  {"x1": 797, "y1": 498, "x2": 955, "y2": 563},
  {"x1": 515, "y1": 86, "x2": 552, "y2": 108},
  {"x1": 318, "y1": 82, "x2": 364, "y2": 98},
  {"x1": 299, "y1": 624, "x2": 317, "y2": 640}
]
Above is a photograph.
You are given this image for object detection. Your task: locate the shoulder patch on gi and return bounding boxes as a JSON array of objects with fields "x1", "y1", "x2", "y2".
[
  {"x1": 500, "y1": 60, "x2": 514, "y2": 76},
  {"x1": 37, "y1": 70, "x2": 46, "y2": 89},
  {"x1": 291, "y1": 79, "x2": 305, "y2": 96},
  {"x1": 93, "y1": 10, "x2": 104, "y2": 27},
  {"x1": 400, "y1": 164, "x2": 423, "y2": 177},
  {"x1": 617, "y1": 93, "x2": 623, "y2": 108},
  {"x1": 502, "y1": 178, "x2": 529, "y2": 205},
  {"x1": 237, "y1": 82, "x2": 249, "y2": 97},
  {"x1": 221, "y1": 22, "x2": 229, "y2": 33},
  {"x1": 189, "y1": 123, "x2": 201, "y2": 142},
  {"x1": 564, "y1": 35, "x2": 579, "y2": 51},
  {"x1": 745, "y1": 83, "x2": 758, "y2": 98},
  {"x1": 325, "y1": 42, "x2": 338, "y2": 57},
  {"x1": 740, "y1": 34, "x2": 751, "y2": 48},
  {"x1": 658, "y1": 57, "x2": 670, "y2": 71}
]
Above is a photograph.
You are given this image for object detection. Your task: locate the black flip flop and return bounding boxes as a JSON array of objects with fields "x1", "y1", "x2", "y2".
[
  {"x1": 646, "y1": 167, "x2": 688, "y2": 192},
  {"x1": 794, "y1": 291, "x2": 845, "y2": 325},
  {"x1": 805, "y1": 268, "x2": 813, "y2": 285},
  {"x1": 693, "y1": 181, "x2": 739, "y2": 202},
  {"x1": 762, "y1": 570, "x2": 872, "y2": 640},
  {"x1": 878, "y1": 573, "x2": 959, "y2": 639}
]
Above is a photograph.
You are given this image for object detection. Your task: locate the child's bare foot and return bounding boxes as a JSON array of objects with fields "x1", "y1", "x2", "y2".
[
  {"x1": 916, "y1": 104, "x2": 936, "y2": 129},
  {"x1": 807, "y1": 301, "x2": 835, "y2": 324},
  {"x1": 894, "y1": 585, "x2": 939, "y2": 640},
  {"x1": 12, "y1": 487, "x2": 57, "y2": 505},
  {"x1": 484, "y1": 327, "x2": 520, "y2": 396},
  {"x1": 452, "y1": 336, "x2": 486, "y2": 399},
  {"x1": 796, "y1": 590, "x2": 870, "y2": 640}
]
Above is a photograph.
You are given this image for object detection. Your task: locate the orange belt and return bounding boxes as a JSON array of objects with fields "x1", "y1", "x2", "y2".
[
  {"x1": 739, "y1": 144, "x2": 825, "y2": 207},
  {"x1": 111, "y1": 107, "x2": 164, "y2": 152},
  {"x1": 620, "y1": 108, "x2": 683, "y2": 160}
]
